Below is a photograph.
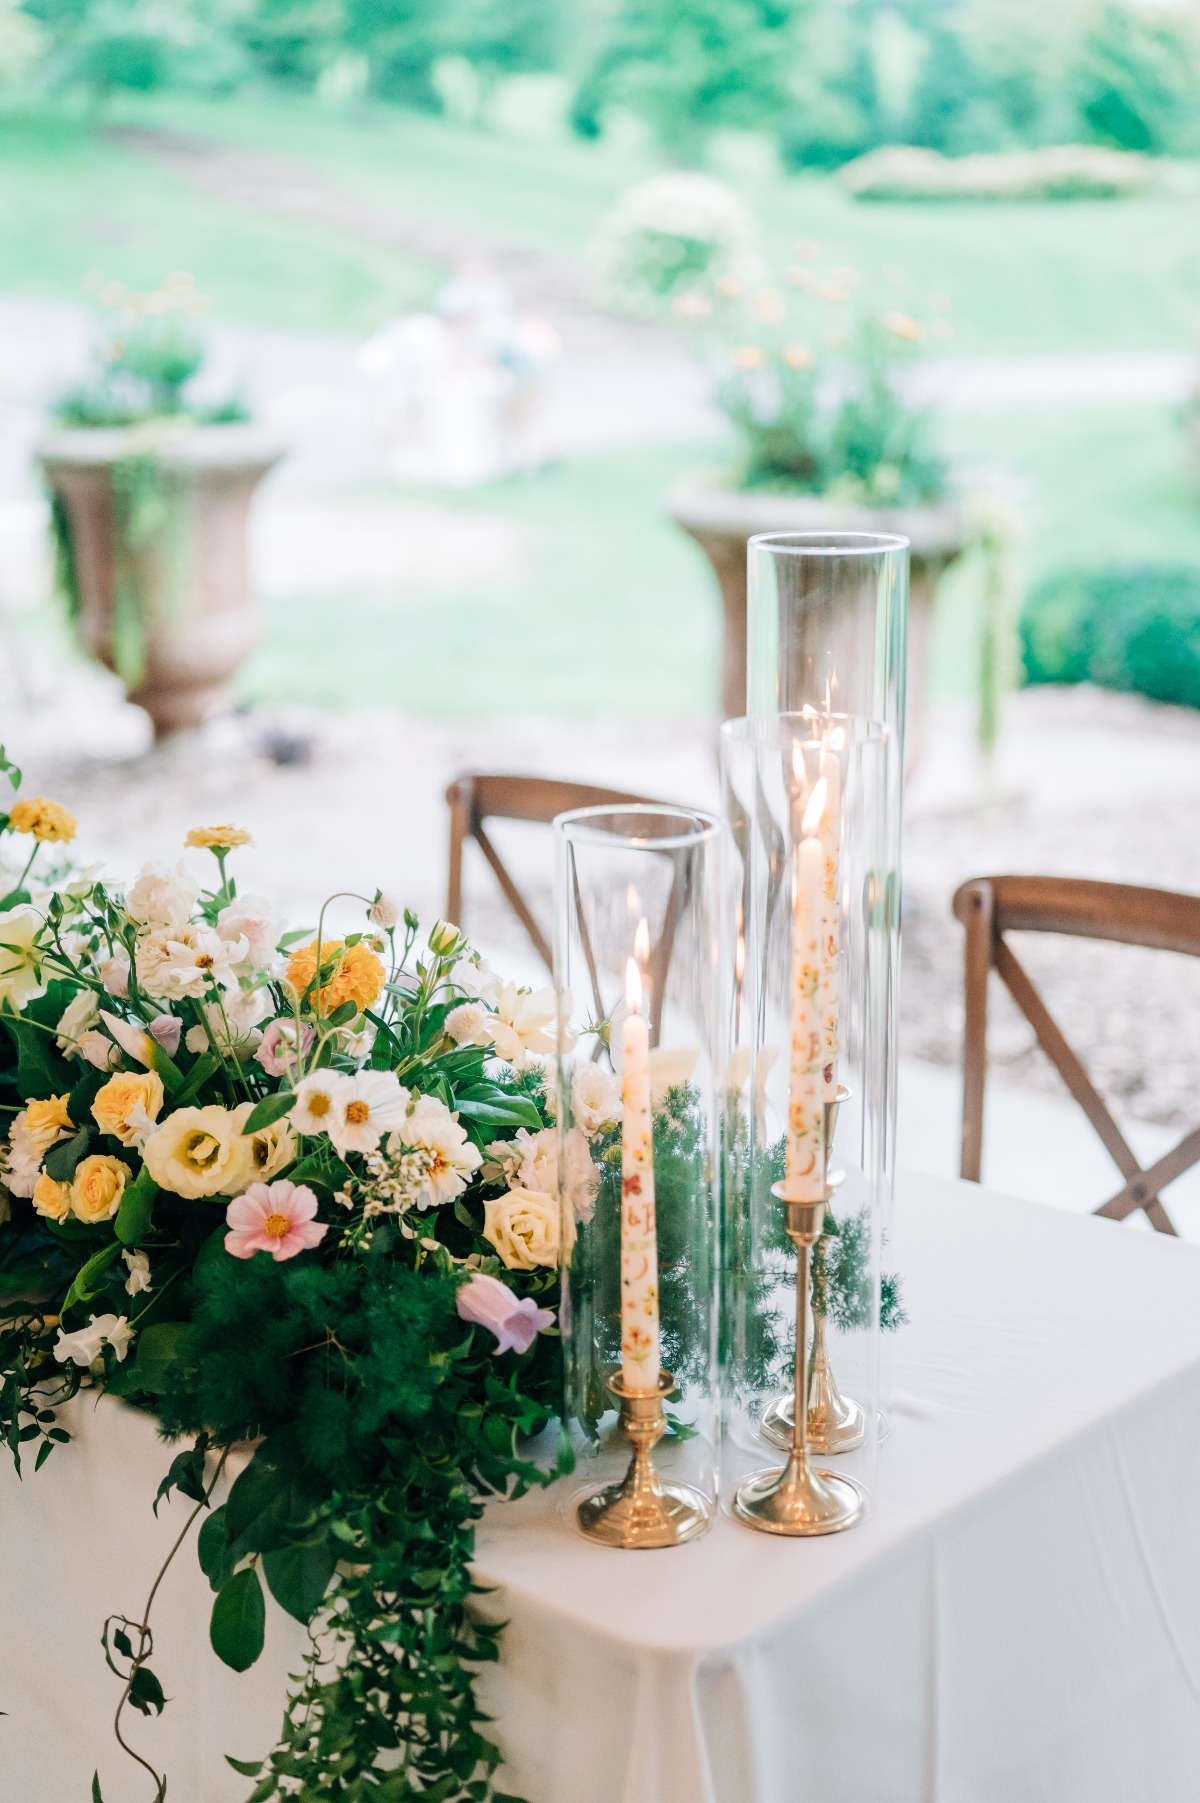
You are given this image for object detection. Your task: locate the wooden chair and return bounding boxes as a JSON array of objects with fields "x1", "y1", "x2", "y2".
[
  {"x1": 954, "y1": 875, "x2": 1200, "y2": 1235},
  {"x1": 445, "y1": 773, "x2": 657, "y2": 973}
]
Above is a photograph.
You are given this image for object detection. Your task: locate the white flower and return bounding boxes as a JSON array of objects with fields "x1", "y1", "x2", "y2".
[
  {"x1": 445, "y1": 1002, "x2": 492, "y2": 1048},
  {"x1": 497, "y1": 1124, "x2": 600, "y2": 1222},
  {"x1": 489, "y1": 983, "x2": 561, "y2": 1068},
  {"x1": 339, "y1": 1015, "x2": 376, "y2": 1060},
  {"x1": 553, "y1": 1060, "x2": 622, "y2": 1135},
  {"x1": 402, "y1": 1094, "x2": 482, "y2": 1207},
  {"x1": 55, "y1": 988, "x2": 101, "y2": 1057},
  {"x1": 648, "y1": 1045, "x2": 700, "y2": 1106},
  {"x1": 448, "y1": 956, "x2": 501, "y2": 1006},
  {"x1": 217, "y1": 894, "x2": 282, "y2": 973},
  {"x1": 99, "y1": 956, "x2": 130, "y2": 997},
  {"x1": 2, "y1": 1098, "x2": 73, "y2": 1198},
  {"x1": 122, "y1": 1250, "x2": 152, "y2": 1296},
  {"x1": 368, "y1": 892, "x2": 400, "y2": 930},
  {"x1": 79, "y1": 1029, "x2": 121, "y2": 1070},
  {"x1": 137, "y1": 924, "x2": 246, "y2": 1001},
  {"x1": 327, "y1": 1069, "x2": 411, "y2": 1157},
  {"x1": 291, "y1": 1070, "x2": 351, "y2": 1138},
  {"x1": 53, "y1": 1312, "x2": 135, "y2": 1368},
  {"x1": 125, "y1": 860, "x2": 200, "y2": 933},
  {"x1": 183, "y1": 990, "x2": 269, "y2": 1056},
  {"x1": 0, "y1": 907, "x2": 46, "y2": 1012}
]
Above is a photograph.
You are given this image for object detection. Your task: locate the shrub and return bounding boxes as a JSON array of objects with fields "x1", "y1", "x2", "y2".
[
  {"x1": 1021, "y1": 567, "x2": 1200, "y2": 709},
  {"x1": 839, "y1": 143, "x2": 1160, "y2": 203}
]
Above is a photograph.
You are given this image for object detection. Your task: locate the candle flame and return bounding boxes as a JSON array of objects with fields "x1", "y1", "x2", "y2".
[
  {"x1": 735, "y1": 933, "x2": 746, "y2": 982},
  {"x1": 634, "y1": 916, "x2": 651, "y2": 966},
  {"x1": 801, "y1": 776, "x2": 827, "y2": 837},
  {"x1": 626, "y1": 956, "x2": 643, "y2": 1012}
]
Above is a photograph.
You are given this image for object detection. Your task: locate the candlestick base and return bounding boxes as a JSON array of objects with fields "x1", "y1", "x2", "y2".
[
  {"x1": 734, "y1": 1452, "x2": 865, "y2": 1537},
  {"x1": 576, "y1": 1371, "x2": 713, "y2": 1549}
]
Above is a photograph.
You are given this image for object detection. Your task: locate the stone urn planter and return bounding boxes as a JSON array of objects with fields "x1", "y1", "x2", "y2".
[
  {"x1": 668, "y1": 485, "x2": 966, "y2": 767},
  {"x1": 39, "y1": 423, "x2": 283, "y2": 736}
]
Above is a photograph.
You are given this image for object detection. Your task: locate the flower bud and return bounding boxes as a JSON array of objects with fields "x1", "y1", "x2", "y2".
[{"x1": 428, "y1": 919, "x2": 463, "y2": 957}]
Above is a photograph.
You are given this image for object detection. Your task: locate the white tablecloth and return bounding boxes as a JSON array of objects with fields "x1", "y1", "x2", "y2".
[{"x1": 6, "y1": 1172, "x2": 1200, "y2": 1802}]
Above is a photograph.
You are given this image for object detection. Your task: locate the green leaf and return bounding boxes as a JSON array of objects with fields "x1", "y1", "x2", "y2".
[
  {"x1": 325, "y1": 1000, "x2": 358, "y2": 1027},
  {"x1": 43, "y1": 1127, "x2": 92, "y2": 1182},
  {"x1": 62, "y1": 1240, "x2": 123, "y2": 1312},
  {"x1": 132, "y1": 1320, "x2": 191, "y2": 1394},
  {"x1": 92, "y1": 1774, "x2": 104, "y2": 1803},
  {"x1": 210, "y1": 1566, "x2": 265, "y2": 1672},
  {"x1": 3, "y1": 1017, "x2": 70, "y2": 1102},
  {"x1": 154, "y1": 1435, "x2": 208, "y2": 1516},
  {"x1": 226, "y1": 1756, "x2": 263, "y2": 1778},
  {"x1": 127, "y1": 1662, "x2": 166, "y2": 1717},
  {"x1": 66, "y1": 1063, "x2": 106, "y2": 1127},
  {"x1": 287, "y1": 1150, "x2": 352, "y2": 1191},
  {"x1": 197, "y1": 1505, "x2": 239, "y2": 1592},
  {"x1": 170, "y1": 1050, "x2": 221, "y2": 1108},
  {"x1": 241, "y1": 1092, "x2": 294, "y2": 1135},
  {"x1": 115, "y1": 1168, "x2": 158, "y2": 1246},
  {"x1": 225, "y1": 1454, "x2": 315, "y2": 1554},
  {"x1": 144, "y1": 1041, "x2": 184, "y2": 1096},
  {"x1": 262, "y1": 1537, "x2": 336, "y2": 1623}
]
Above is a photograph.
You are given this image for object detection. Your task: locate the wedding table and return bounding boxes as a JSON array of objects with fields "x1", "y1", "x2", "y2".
[{"x1": 6, "y1": 1171, "x2": 1200, "y2": 1802}]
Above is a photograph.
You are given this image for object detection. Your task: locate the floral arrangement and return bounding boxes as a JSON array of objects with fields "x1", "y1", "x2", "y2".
[
  {"x1": 673, "y1": 248, "x2": 950, "y2": 504},
  {"x1": 0, "y1": 748, "x2": 618, "y2": 1801}
]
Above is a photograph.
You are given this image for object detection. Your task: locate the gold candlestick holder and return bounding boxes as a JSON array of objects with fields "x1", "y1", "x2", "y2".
[
  {"x1": 759, "y1": 1084, "x2": 867, "y2": 1456},
  {"x1": 576, "y1": 1371, "x2": 714, "y2": 1549},
  {"x1": 734, "y1": 1180, "x2": 866, "y2": 1537}
]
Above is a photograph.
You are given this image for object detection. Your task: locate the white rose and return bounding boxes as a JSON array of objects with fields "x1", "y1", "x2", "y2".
[
  {"x1": 555, "y1": 1060, "x2": 622, "y2": 1135},
  {"x1": 125, "y1": 861, "x2": 200, "y2": 933},
  {"x1": 55, "y1": 988, "x2": 101, "y2": 1057},
  {"x1": 482, "y1": 1185, "x2": 560, "y2": 1271},
  {"x1": 506, "y1": 1124, "x2": 599, "y2": 1223},
  {"x1": 137, "y1": 925, "x2": 245, "y2": 1001}
]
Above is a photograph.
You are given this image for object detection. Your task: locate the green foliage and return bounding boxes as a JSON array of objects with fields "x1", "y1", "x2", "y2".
[{"x1": 1020, "y1": 565, "x2": 1200, "y2": 710}]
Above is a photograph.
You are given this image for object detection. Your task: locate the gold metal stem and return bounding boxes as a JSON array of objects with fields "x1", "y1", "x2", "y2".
[{"x1": 576, "y1": 1371, "x2": 713, "y2": 1549}]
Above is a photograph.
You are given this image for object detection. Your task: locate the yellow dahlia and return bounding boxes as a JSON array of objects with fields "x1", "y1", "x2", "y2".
[
  {"x1": 286, "y1": 938, "x2": 385, "y2": 1015},
  {"x1": 9, "y1": 797, "x2": 76, "y2": 843},
  {"x1": 185, "y1": 825, "x2": 252, "y2": 850}
]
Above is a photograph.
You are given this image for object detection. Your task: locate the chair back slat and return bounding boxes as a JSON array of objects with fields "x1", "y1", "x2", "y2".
[{"x1": 953, "y1": 874, "x2": 1200, "y2": 1235}]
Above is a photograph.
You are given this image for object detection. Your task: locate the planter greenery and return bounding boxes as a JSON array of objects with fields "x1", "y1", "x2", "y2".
[
  {"x1": 1021, "y1": 566, "x2": 1200, "y2": 709},
  {"x1": 40, "y1": 277, "x2": 280, "y2": 737}
]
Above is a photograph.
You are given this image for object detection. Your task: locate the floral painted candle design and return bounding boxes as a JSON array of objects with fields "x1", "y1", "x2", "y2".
[
  {"x1": 785, "y1": 777, "x2": 827, "y2": 1200},
  {"x1": 620, "y1": 920, "x2": 660, "y2": 1389},
  {"x1": 819, "y1": 732, "x2": 843, "y2": 1103}
]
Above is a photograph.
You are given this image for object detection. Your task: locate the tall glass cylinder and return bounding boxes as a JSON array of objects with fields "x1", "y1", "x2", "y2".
[
  {"x1": 553, "y1": 806, "x2": 720, "y2": 1544},
  {"x1": 719, "y1": 715, "x2": 893, "y2": 1521}
]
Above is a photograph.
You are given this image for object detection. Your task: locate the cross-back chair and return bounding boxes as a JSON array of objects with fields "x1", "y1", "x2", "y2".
[{"x1": 954, "y1": 875, "x2": 1200, "y2": 1236}]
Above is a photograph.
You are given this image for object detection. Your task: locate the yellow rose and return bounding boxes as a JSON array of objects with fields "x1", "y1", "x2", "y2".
[
  {"x1": 32, "y1": 1173, "x2": 73, "y2": 1221},
  {"x1": 71, "y1": 1154, "x2": 131, "y2": 1223},
  {"x1": 286, "y1": 938, "x2": 384, "y2": 1015},
  {"x1": 185, "y1": 825, "x2": 252, "y2": 850},
  {"x1": 9, "y1": 797, "x2": 76, "y2": 843},
  {"x1": 92, "y1": 1071, "x2": 165, "y2": 1147},
  {"x1": 482, "y1": 1185, "x2": 560, "y2": 1272},
  {"x1": 25, "y1": 1095, "x2": 73, "y2": 1138},
  {"x1": 243, "y1": 1115, "x2": 297, "y2": 1182},
  {"x1": 142, "y1": 1103, "x2": 252, "y2": 1199}
]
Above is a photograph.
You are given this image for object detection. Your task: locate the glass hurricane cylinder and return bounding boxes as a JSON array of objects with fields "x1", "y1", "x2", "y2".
[
  {"x1": 719, "y1": 715, "x2": 894, "y2": 1521},
  {"x1": 553, "y1": 805, "x2": 721, "y2": 1545}
]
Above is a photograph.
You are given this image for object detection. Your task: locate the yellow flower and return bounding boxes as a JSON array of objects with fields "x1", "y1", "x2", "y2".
[
  {"x1": 32, "y1": 1174, "x2": 73, "y2": 1222},
  {"x1": 142, "y1": 1103, "x2": 253, "y2": 1199},
  {"x1": 26, "y1": 1095, "x2": 73, "y2": 1138},
  {"x1": 71, "y1": 1154, "x2": 131, "y2": 1223},
  {"x1": 482, "y1": 1186, "x2": 560, "y2": 1272},
  {"x1": 286, "y1": 938, "x2": 385, "y2": 1015},
  {"x1": 185, "y1": 825, "x2": 252, "y2": 850},
  {"x1": 9, "y1": 798, "x2": 77, "y2": 844},
  {"x1": 782, "y1": 342, "x2": 814, "y2": 370},
  {"x1": 92, "y1": 1071, "x2": 164, "y2": 1148},
  {"x1": 732, "y1": 344, "x2": 768, "y2": 371},
  {"x1": 244, "y1": 1115, "x2": 298, "y2": 1182},
  {"x1": 882, "y1": 310, "x2": 921, "y2": 341}
]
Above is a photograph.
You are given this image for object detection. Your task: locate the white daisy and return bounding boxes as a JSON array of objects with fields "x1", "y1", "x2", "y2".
[
  {"x1": 291, "y1": 1070, "x2": 351, "y2": 1138},
  {"x1": 327, "y1": 1069, "x2": 411, "y2": 1157},
  {"x1": 403, "y1": 1094, "x2": 482, "y2": 1208}
]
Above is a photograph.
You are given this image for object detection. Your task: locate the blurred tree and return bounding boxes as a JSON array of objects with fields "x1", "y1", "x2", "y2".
[
  {"x1": 235, "y1": 0, "x2": 344, "y2": 88},
  {"x1": 25, "y1": 0, "x2": 249, "y2": 93},
  {"x1": 1072, "y1": 1, "x2": 1200, "y2": 155},
  {"x1": 570, "y1": 0, "x2": 810, "y2": 157},
  {"x1": 442, "y1": 0, "x2": 562, "y2": 97}
]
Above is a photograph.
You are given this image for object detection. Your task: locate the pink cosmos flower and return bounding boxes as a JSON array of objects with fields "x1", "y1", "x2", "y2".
[
  {"x1": 225, "y1": 1181, "x2": 328, "y2": 1262},
  {"x1": 456, "y1": 1272, "x2": 555, "y2": 1357},
  {"x1": 255, "y1": 1019, "x2": 316, "y2": 1077}
]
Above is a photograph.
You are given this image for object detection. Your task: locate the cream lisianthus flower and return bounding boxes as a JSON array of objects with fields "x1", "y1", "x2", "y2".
[
  {"x1": 32, "y1": 1173, "x2": 73, "y2": 1221},
  {"x1": 125, "y1": 861, "x2": 200, "y2": 933},
  {"x1": 551, "y1": 1060, "x2": 622, "y2": 1135},
  {"x1": 55, "y1": 988, "x2": 101, "y2": 1058},
  {"x1": 0, "y1": 906, "x2": 47, "y2": 1012},
  {"x1": 243, "y1": 1114, "x2": 298, "y2": 1183},
  {"x1": 92, "y1": 1071, "x2": 165, "y2": 1148},
  {"x1": 488, "y1": 983, "x2": 561, "y2": 1068},
  {"x1": 327, "y1": 1070, "x2": 410, "y2": 1158},
  {"x1": 143, "y1": 1104, "x2": 253, "y2": 1199},
  {"x1": 482, "y1": 1186, "x2": 560, "y2": 1272},
  {"x1": 291, "y1": 1070, "x2": 351, "y2": 1138},
  {"x1": 403, "y1": 1095, "x2": 482, "y2": 1207},
  {"x1": 71, "y1": 1154, "x2": 132, "y2": 1223},
  {"x1": 216, "y1": 894, "x2": 281, "y2": 974},
  {"x1": 137, "y1": 925, "x2": 247, "y2": 1002},
  {"x1": 78, "y1": 1029, "x2": 121, "y2": 1070}
]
